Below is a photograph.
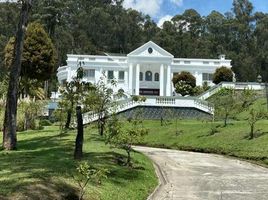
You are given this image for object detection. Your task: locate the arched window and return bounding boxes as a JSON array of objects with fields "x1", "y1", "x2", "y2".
[
  {"x1": 140, "y1": 72, "x2": 143, "y2": 81},
  {"x1": 145, "y1": 71, "x2": 152, "y2": 81},
  {"x1": 154, "y1": 73, "x2": 159, "y2": 81}
]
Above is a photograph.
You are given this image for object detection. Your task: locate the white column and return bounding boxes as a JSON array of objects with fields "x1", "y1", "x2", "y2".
[
  {"x1": 125, "y1": 70, "x2": 128, "y2": 86},
  {"x1": 129, "y1": 63, "x2": 133, "y2": 94},
  {"x1": 135, "y1": 64, "x2": 140, "y2": 95},
  {"x1": 166, "y1": 65, "x2": 171, "y2": 96},
  {"x1": 160, "y1": 64, "x2": 164, "y2": 96}
]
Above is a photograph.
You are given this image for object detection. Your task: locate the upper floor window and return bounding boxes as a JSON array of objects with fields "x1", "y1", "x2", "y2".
[
  {"x1": 119, "y1": 71, "x2": 125, "y2": 80},
  {"x1": 108, "y1": 70, "x2": 114, "y2": 80},
  {"x1": 85, "y1": 69, "x2": 95, "y2": 78},
  {"x1": 202, "y1": 73, "x2": 213, "y2": 81},
  {"x1": 154, "y1": 73, "x2": 159, "y2": 81},
  {"x1": 140, "y1": 72, "x2": 143, "y2": 81},
  {"x1": 203, "y1": 61, "x2": 209, "y2": 64},
  {"x1": 184, "y1": 61, "x2": 191, "y2": 64},
  {"x1": 145, "y1": 71, "x2": 152, "y2": 81}
]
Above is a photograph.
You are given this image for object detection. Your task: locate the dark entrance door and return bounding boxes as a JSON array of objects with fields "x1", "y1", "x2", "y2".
[{"x1": 139, "y1": 88, "x2": 160, "y2": 96}]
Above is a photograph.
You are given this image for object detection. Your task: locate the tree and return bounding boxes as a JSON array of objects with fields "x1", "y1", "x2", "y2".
[
  {"x1": 84, "y1": 79, "x2": 117, "y2": 136},
  {"x1": 247, "y1": 108, "x2": 267, "y2": 139},
  {"x1": 106, "y1": 112, "x2": 148, "y2": 167},
  {"x1": 213, "y1": 66, "x2": 233, "y2": 84},
  {"x1": 3, "y1": 0, "x2": 32, "y2": 150},
  {"x1": 74, "y1": 106, "x2": 83, "y2": 160},
  {"x1": 172, "y1": 71, "x2": 196, "y2": 96},
  {"x1": 213, "y1": 88, "x2": 240, "y2": 127},
  {"x1": 59, "y1": 67, "x2": 93, "y2": 129},
  {"x1": 4, "y1": 22, "x2": 57, "y2": 97}
]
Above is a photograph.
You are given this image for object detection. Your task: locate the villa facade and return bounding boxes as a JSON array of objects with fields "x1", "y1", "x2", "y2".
[{"x1": 57, "y1": 41, "x2": 232, "y2": 97}]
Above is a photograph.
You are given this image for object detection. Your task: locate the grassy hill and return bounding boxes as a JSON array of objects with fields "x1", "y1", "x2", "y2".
[
  {"x1": 0, "y1": 126, "x2": 157, "y2": 200},
  {"x1": 138, "y1": 97, "x2": 268, "y2": 167}
]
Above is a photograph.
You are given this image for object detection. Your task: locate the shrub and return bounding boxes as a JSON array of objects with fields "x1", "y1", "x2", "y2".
[
  {"x1": 172, "y1": 72, "x2": 196, "y2": 96},
  {"x1": 213, "y1": 66, "x2": 233, "y2": 84},
  {"x1": 172, "y1": 71, "x2": 196, "y2": 87},
  {"x1": 39, "y1": 119, "x2": 52, "y2": 126}
]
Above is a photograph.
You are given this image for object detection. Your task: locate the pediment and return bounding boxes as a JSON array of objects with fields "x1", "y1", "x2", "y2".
[{"x1": 128, "y1": 41, "x2": 174, "y2": 58}]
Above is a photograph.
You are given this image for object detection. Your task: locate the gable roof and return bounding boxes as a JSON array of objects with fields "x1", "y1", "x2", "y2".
[{"x1": 127, "y1": 41, "x2": 174, "y2": 57}]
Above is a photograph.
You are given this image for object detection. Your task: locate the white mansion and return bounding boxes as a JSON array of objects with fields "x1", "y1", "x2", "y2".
[{"x1": 57, "y1": 41, "x2": 232, "y2": 97}]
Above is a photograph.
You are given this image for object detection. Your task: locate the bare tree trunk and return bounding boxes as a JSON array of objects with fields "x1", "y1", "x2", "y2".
[
  {"x1": 3, "y1": 0, "x2": 32, "y2": 150},
  {"x1": 65, "y1": 100, "x2": 74, "y2": 129},
  {"x1": 74, "y1": 106, "x2": 83, "y2": 160},
  {"x1": 249, "y1": 124, "x2": 254, "y2": 140},
  {"x1": 65, "y1": 109, "x2": 72, "y2": 129}
]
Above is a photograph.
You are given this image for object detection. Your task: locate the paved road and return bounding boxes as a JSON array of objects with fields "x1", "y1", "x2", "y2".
[{"x1": 134, "y1": 146, "x2": 268, "y2": 200}]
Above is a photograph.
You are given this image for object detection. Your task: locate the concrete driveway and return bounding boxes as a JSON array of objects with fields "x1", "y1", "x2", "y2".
[{"x1": 134, "y1": 146, "x2": 268, "y2": 200}]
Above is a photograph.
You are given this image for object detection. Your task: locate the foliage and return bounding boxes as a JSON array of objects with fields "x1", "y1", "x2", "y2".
[
  {"x1": 84, "y1": 79, "x2": 120, "y2": 136},
  {"x1": 1, "y1": 0, "x2": 268, "y2": 83},
  {"x1": 247, "y1": 108, "x2": 267, "y2": 139},
  {"x1": 132, "y1": 95, "x2": 147, "y2": 102},
  {"x1": 39, "y1": 119, "x2": 52, "y2": 127},
  {"x1": 73, "y1": 162, "x2": 108, "y2": 200},
  {"x1": 17, "y1": 99, "x2": 45, "y2": 132},
  {"x1": 172, "y1": 71, "x2": 196, "y2": 88},
  {"x1": 172, "y1": 71, "x2": 196, "y2": 96},
  {"x1": 213, "y1": 66, "x2": 234, "y2": 84},
  {"x1": 174, "y1": 81, "x2": 195, "y2": 96},
  {"x1": 106, "y1": 113, "x2": 148, "y2": 167},
  {"x1": 212, "y1": 88, "x2": 240, "y2": 126},
  {"x1": 4, "y1": 22, "x2": 57, "y2": 81},
  {"x1": 193, "y1": 81, "x2": 211, "y2": 96}
]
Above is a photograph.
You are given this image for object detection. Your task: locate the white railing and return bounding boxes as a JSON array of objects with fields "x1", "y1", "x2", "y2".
[
  {"x1": 198, "y1": 82, "x2": 266, "y2": 100},
  {"x1": 82, "y1": 96, "x2": 214, "y2": 125}
]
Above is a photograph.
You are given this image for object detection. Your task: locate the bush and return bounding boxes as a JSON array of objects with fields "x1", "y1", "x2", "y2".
[
  {"x1": 172, "y1": 72, "x2": 196, "y2": 96},
  {"x1": 172, "y1": 71, "x2": 196, "y2": 88},
  {"x1": 213, "y1": 66, "x2": 233, "y2": 84},
  {"x1": 39, "y1": 119, "x2": 52, "y2": 126}
]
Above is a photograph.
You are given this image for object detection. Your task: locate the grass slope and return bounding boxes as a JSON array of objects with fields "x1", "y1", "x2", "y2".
[
  {"x1": 0, "y1": 126, "x2": 157, "y2": 200},
  {"x1": 139, "y1": 119, "x2": 268, "y2": 166}
]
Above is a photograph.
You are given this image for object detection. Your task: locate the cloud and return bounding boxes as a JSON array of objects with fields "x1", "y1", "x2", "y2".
[
  {"x1": 157, "y1": 15, "x2": 173, "y2": 27},
  {"x1": 170, "y1": 0, "x2": 183, "y2": 7},
  {"x1": 123, "y1": 0, "x2": 163, "y2": 17}
]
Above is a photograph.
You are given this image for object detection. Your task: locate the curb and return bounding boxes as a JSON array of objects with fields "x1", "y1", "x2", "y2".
[{"x1": 147, "y1": 158, "x2": 167, "y2": 200}]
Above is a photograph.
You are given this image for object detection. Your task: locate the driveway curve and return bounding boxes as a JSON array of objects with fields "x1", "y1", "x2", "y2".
[{"x1": 134, "y1": 146, "x2": 268, "y2": 200}]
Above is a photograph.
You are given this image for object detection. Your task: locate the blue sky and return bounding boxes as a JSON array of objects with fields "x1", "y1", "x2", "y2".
[{"x1": 123, "y1": 0, "x2": 268, "y2": 26}]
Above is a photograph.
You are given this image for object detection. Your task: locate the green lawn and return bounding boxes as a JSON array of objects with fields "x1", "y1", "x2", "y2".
[
  {"x1": 0, "y1": 126, "x2": 157, "y2": 200},
  {"x1": 139, "y1": 119, "x2": 268, "y2": 166}
]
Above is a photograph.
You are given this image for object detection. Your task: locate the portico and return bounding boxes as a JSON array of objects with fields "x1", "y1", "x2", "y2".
[
  {"x1": 127, "y1": 42, "x2": 174, "y2": 96},
  {"x1": 128, "y1": 63, "x2": 172, "y2": 96}
]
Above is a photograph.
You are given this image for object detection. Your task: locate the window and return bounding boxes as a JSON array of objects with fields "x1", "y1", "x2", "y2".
[
  {"x1": 85, "y1": 69, "x2": 95, "y2": 78},
  {"x1": 203, "y1": 61, "x2": 209, "y2": 64},
  {"x1": 202, "y1": 73, "x2": 213, "y2": 81},
  {"x1": 154, "y1": 73, "x2": 159, "y2": 81},
  {"x1": 214, "y1": 62, "x2": 220, "y2": 65},
  {"x1": 184, "y1": 61, "x2": 191, "y2": 64},
  {"x1": 145, "y1": 71, "x2": 152, "y2": 81},
  {"x1": 108, "y1": 70, "x2": 114, "y2": 79},
  {"x1": 119, "y1": 71, "x2": 125, "y2": 80},
  {"x1": 140, "y1": 72, "x2": 143, "y2": 81}
]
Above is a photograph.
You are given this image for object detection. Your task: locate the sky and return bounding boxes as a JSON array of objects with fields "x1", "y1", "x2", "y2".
[{"x1": 123, "y1": 0, "x2": 268, "y2": 27}]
